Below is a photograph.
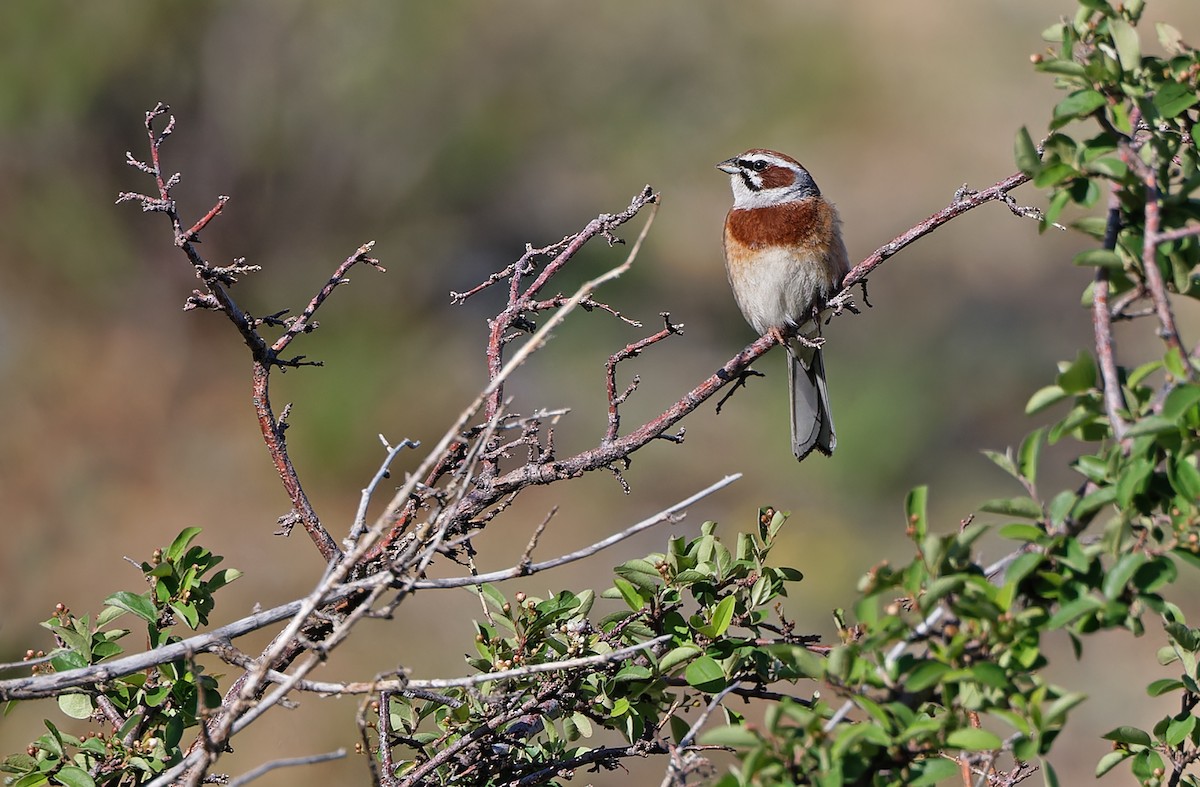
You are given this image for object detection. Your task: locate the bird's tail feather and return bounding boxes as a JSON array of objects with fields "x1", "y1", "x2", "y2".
[{"x1": 786, "y1": 332, "x2": 836, "y2": 461}]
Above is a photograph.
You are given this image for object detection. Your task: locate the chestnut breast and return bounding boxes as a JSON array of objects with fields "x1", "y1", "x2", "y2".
[{"x1": 722, "y1": 198, "x2": 849, "y2": 334}]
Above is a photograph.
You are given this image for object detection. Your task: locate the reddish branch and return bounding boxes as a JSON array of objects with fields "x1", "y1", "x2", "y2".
[
  {"x1": 118, "y1": 103, "x2": 385, "y2": 562},
  {"x1": 605, "y1": 313, "x2": 684, "y2": 443},
  {"x1": 468, "y1": 190, "x2": 659, "y2": 482},
  {"x1": 833, "y1": 170, "x2": 1033, "y2": 302},
  {"x1": 1118, "y1": 138, "x2": 1193, "y2": 375},
  {"x1": 375, "y1": 171, "x2": 1043, "y2": 544}
]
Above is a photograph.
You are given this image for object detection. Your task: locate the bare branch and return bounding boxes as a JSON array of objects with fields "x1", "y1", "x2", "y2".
[
  {"x1": 410, "y1": 473, "x2": 741, "y2": 589},
  {"x1": 833, "y1": 170, "x2": 1033, "y2": 307},
  {"x1": 226, "y1": 749, "x2": 346, "y2": 787}
]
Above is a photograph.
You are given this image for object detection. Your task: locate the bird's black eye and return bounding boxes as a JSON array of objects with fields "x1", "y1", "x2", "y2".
[{"x1": 749, "y1": 160, "x2": 769, "y2": 172}]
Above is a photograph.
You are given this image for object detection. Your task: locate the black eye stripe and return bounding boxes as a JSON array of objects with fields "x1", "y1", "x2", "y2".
[{"x1": 739, "y1": 158, "x2": 771, "y2": 172}]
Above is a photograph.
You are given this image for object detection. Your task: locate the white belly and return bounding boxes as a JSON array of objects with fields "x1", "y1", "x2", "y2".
[{"x1": 728, "y1": 247, "x2": 832, "y2": 335}]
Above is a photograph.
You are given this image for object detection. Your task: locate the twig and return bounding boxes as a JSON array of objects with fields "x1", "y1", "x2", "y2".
[
  {"x1": 377, "y1": 691, "x2": 395, "y2": 786},
  {"x1": 345, "y1": 437, "x2": 420, "y2": 549},
  {"x1": 1095, "y1": 190, "x2": 1131, "y2": 440},
  {"x1": 372, "y1": 189, "x2": 660, "y2": 533},
  {"x1": 832, "y1": 170, "x2": 1032, "y2": 307},
  {"x1": 410, "y1": 474, "x2": 740, "y2": 589},
  {"x1": 518, "y1": 507, "x2": 558, "y2": 571},
  {"x1": 226, "y1": 749, "x2": 346, "y2": 787},
  {"x1": 118, "y1": 103, "x2": 376, "y2": 563},
  {"x1": 412, "y1": 634, "x2": 670, "y2": 690},
  {"x1": 515, "y1": 739, "x2": 667, "y2": 786},
  {"x1": 660, "y1": 680, "x2": 745, "y2": 787},
  {"x1": 1119, "y1": 140, "x2": 1192, "y2": 369},
  {"x1": 605, "y1": 313, "x2": 684, "y2": 443}
]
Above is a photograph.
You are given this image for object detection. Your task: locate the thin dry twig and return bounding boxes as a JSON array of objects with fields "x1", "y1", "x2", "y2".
[
  {"x1": 605, "y1": 313, "x2": 685, "y2": 443},
  {"x1": 1094, "y1": 188, "x2": 1131, "y2": 440},
  {"x1": 832, "y1": 170, "x2": 1033, "y2": 306},
  {"x1": 226, "y1": 749, "x2": 346, "y2": 787}
]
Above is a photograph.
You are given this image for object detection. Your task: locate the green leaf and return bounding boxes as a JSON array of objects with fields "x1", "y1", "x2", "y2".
[
  {"x1": 1058, "y1": 351, "x2": 1097, "y2": 393},
  {"x1": 1116, "y1": 456, "x2": 1155, "y2": 507},
  {"x1": 1053, "y1": 89, "x2": 1107, "y2": 123},
  {"x1": 104, "y1": 591, "x2": 156, "y2": 624},
  {"x1": 1165, "y1": 714, "x2": 1196, "y2": 746},
  {"x1": 904, "y1": 661, "x2": 951, "y2": 692},
  {"x1": 1102, "y1": 725, "x2": 1152, "y2": 747},
  {"x1": 1146, "y1": 678, "x2": 1185, "y2": 697},
  {"x1": 1047, "y1": 490, "x2": 1078, "y2": 527},
  {"x1": 1004, "y1": 551, "x2": 1045, "y2": 588},
  {"x1": 906, "y1": 486, "x2": 928, "y2": 540},
  {"x1": 699, "y1": 725, "x2": 760, "y2": 748},
  {"x1": 1122, "y1": 416, "x2": 1177, "y2": 437},
  {"x1": 971, "y1": 662, "x2": 1009, "y2": 689},
  {"x1": 999, "y1": 523, "x2": 1047, "y2": 543},
  {"x1": 165, "y1": 527, "x2": 203, "y2": 563},
  {"x1": 1169, "y1": 455, "x2": 1200, "y2": 502},
  {"x1": 1042, "y1": 759, "x2": 1060, "y2": 787},
  {"x1": 57, "y1": 694, "x2": 94, "y2": 720},
  {"x1": 1154, "y1": 81, "x2": 1199, "y2": 119},
  {"x1": 1047, "y1": 595, "x2": 1104, "y2": 629},
  {"x1": 611, "y1": 577, "x2": 645, "y2": 612},
  {"x1": 1133, "y1": 557, "x2": 1175, "y2": 594},
  {"x1": 41, "y1": 720, "x2": 65, "y2": 758},
  {"x1": 1157, "y1": 22, "x2": 1187, "y2": 56},
  {"x1": 1044, "y1": 691, "x2": 1087, "y2": 725},
  {"x1": 707, "y1": 595, "x2": 736, "y2": 638},
  {"x1": 1131, "y1": 748, "x2": 1166, "y2": 782},
  {"x1": 1073, "y1": 249, "x2": 1123, "y2": 269},
  {"x1": 658, "y1": 645, "x2": 702, "y2": 673},
  {"x1": 908, "y1": 757, "x2": 961, "y2": 787},
  {"x1": 1034, "y1": 162, "x2": 1077, "y2": 188},
  {"x1": 765, "y1": 643, "x2": 826, "y2": 679},
  {"x1": 53, "y1": 767, "x2": 96, "y2": 787},
  {"x1": 1015, "y1": 127, "x2": 1040, "y2": 175},
  {"x1": 1018, "y1": 428, "x2": 1044, "y2": 485},
  {"x1": 1084, "y1": 157, "x2": 1127, "y2": 179},
  {"x1": 1096, "y1": 749, "x2": 1132, "y2": 777},
  {"x1": 1102, "y1": 552, "x2": 1148, "y2": 600},
  {"x1": 615, "y1": 558, "x2": 662, "y2": 593},
  {"x1": 1036, "y1": 59, "x2": 1087, "y2": 78},
  {"x1": 1162, "y1": 384, "x2": 1200, "y2": 421},
  {"x1": 170, "y1": 601, "x2": 200, "y2": 630},
  {"x1": 614, "y1": 664, "x2": 653, "y2": 683},
  {"x1": 979, "y1": 497, "x2": 1043, "y2": 519},
  {"x1": 981, "y1": 449, "x2": 1019, "y2": 481},
  {"x1": 206, "y1": 568, "x2": 242, "y2": 591},
  {"x1": 1109, "y1": 18, "x2": 1141, "y2": 71},
  {"x1": 946, "y1": 727, "x2": 1003, "y2": 751},
  {"x1": 684, "y1": 656, "x2": 726, "y2": 693},
  {"x1": 1026, "y1": 385, "x2": 1070, "y2": 414}
]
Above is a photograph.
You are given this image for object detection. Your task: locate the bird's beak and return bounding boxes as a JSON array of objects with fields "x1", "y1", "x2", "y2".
[{"x1": 716, "y1": 158, "x2": 740, "y2": 175}]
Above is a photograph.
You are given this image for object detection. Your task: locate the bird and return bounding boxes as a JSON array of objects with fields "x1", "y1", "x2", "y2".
[{"x1": 717, "y1": 148, "x2": 850, "y2": 460}]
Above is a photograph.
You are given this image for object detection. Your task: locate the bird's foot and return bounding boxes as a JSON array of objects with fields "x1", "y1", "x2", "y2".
[{"x1": 795, "y1": 333, "x2": 825, "y2": 350}]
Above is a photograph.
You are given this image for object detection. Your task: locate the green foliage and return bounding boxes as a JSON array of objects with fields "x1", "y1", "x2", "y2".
[
  {"x1": 385, "y1": 510, "x2": 816, "y2": 784},
  {"x1": 0, "y1": 529, "x2": 239, "y2": 787},
  {"x1": 4, "y1": 2, "x2": 1198, "y2": 785},
  {"x1": 701, "y1": 2, "x2": 1200, "y2": 785}
]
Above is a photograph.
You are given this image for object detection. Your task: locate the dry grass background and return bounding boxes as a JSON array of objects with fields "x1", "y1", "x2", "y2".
[{"x1": 2, "y1": 2, "x2": 1199, "y2": 784}]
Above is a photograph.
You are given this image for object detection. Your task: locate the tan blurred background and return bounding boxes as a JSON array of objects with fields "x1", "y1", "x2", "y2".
[{"x1": 2, "y1": 2, "x2": 1199, "y2": 784}]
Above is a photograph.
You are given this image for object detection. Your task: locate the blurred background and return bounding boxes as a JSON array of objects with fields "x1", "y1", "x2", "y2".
[{"x1": 2, "y1": 2, "x2": 1199, "y2": 784}]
